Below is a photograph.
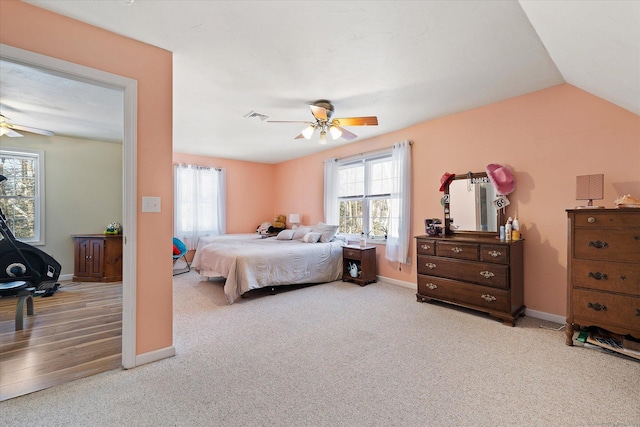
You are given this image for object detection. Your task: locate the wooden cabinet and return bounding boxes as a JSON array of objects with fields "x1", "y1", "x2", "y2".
[
  {"x1": 565, "y1": 209, "x2": 640, "y2": 345},
  {"x1": 73, "y1": 234, "x2": 123, "y2": 282},
  {"x1": 342, "y1": 245, "x2": 377, "y2": 286},
  {"x1": 415, "y1": 235, "x2": 525, "y2": 326}
]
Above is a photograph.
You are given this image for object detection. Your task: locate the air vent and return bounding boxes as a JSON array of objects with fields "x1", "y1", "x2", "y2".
[{"x1": 244, "y1": 111, "x2": 270, "y2": 121}]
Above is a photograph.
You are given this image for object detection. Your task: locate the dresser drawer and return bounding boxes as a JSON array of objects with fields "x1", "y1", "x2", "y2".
[
  {"x1": 572, "y1": 289, "x2": 640, "y2": 332},
  {"x1": 572, "y1": 259, "x2": 640, "y2": 296},
  {"x1": 416, "y1": 239, "x2": 436, "y2": 255},
  {"x1": 574, "y1": 212, "x2": 640, "y2": 228},
  {"x1": 343, "y1": 247, "x2": 362, "y2": 260},
  {"x1": 436, "y1": 241, "x2": 479, "y2": 261},
  {"x1": 417, "y1": 275, "x2": 510, "y2": 313},
  {"x1": 573, "y1": 228, "x2": 640, "y2": 263},
  {"x1": 417, "y1": 255, "x2": 509, "y2": 289},
  {"x1": 480, "y1": 244, "x2": 509, "y2": 264}
]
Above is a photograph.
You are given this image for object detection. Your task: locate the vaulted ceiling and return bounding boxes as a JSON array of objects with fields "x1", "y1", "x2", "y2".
[{"x1": 1, "y1": 1, "x2": 638, "y2": 164}]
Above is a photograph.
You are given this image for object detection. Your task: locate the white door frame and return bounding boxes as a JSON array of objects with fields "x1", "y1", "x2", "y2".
[{"x1": 1, "y1": 44, "x2": 138, "y2": 368}]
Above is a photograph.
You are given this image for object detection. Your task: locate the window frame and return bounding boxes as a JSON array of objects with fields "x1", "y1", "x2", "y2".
[
  {"x1": 337, "y1": 151, "x2": 392, "y2": 242},
  {"x1": 0, "y1": 147, "x2": 46, "y2": 245}
]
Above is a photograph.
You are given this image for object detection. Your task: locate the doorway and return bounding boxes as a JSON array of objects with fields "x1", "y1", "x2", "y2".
[{"x1": 0, "y1": 44, "x2": 137, "y2": 373}]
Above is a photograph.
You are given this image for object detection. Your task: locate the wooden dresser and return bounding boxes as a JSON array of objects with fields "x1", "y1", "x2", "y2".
[
  {"x1": 73, "y1": 234, "x2": 123, "y2": 282},
  {"x1": 565, "y1": 209, "x2": 640, "y2": 345},
  {"x1": 416, "y1": 235, "x2": 525, "y2": 326}
]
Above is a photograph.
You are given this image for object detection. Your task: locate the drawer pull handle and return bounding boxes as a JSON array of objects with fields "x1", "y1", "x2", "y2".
[
  {"x1": 347, "y1": 251, "x2": 355, "y2": 256},
  {"x1": 426, "y1": 283, "x2": 437, "y2": 290},
  {"x1": 488, "y1": 250, "x2": 502, "y2": 258},
  {"x1": 425, "y1": 262, "x2": 436, "y2": 270},
  {"x1": 481, "y1": 294, "x2": 496, "y2": 302},
  {"x1": 587, "y1": 217, "x2": 596, "y2": 223},
  {"x1": 421, "y1": 244, "x2": 431, "y2": 250},
  {"x1": 588, "y1": 240, "x2": 608, "y2": 249},
  {"x1": 480, "y1": 270, "x2": 495, "y2": 279},
  {"x1": 451, "y1": 247, "x2": 463, "y2": 254},
  {"x1": 587, "y1": 302, "x2": 607, "y2": 312},
  {"x1": 588, "y1": 272, "x2": 608, "y2": 280}
]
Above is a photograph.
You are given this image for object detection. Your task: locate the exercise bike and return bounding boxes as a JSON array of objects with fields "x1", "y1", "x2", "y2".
[{"x1": 0, "y1": 174, "x2": 61, "y2": 299}]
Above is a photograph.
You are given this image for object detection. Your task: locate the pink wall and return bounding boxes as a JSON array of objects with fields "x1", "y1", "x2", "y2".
[
  {"x1": 175, "y1": 85, "x2": 639, "y2": 317},
  {"x1": 1, "y1": 1, "x2": 174, "y2": 354},
  {"x1": 274, "y1": 84, "x2": 640, "y2": 316},
  {"x1": 172, "y1": 153, "x2": 276, "y2": 233}
]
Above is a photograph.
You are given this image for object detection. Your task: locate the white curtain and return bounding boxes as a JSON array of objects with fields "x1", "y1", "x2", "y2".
[
  {"x1": 324, "y1": 158, "x2": 339, "y2": 225},
  {"x1": 385, "y1": 140, "x2": 412, "y2": 264},
  {"x1": 174, "y1": 164, "x2": 226, "y2": 250}
]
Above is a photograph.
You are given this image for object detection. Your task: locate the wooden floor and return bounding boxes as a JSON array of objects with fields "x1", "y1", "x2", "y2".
[{"x1": 0, "y1": 281, "x2": 122, "y2": 401}]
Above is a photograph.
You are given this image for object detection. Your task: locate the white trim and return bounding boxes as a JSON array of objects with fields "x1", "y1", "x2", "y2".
[
  {"x1": 378, "y1": 275, "x2": 415, "y2": 290},
  {"x1": 1, "y1": 44, "x2": 138, "y2": 369},
  {"x1": 134, "y1": 345, "x2": 176, "y2": 368},
  {"x1": 524, "y1": 308, "x2": 566, "y2": 325}
]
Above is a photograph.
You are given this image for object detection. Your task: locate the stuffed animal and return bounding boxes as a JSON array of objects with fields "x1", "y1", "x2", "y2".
[{"x1": 272, "y1": 214, "x2": 286, "y2": 230}]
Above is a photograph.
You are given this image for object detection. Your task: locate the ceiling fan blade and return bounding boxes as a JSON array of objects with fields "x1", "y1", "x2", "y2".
[
  {"x1": 310, "y1": 105, "x2": 327, "y2": 121},
  {"x1": 334, "y1": 126, "x2": 358, "y2": 141},
  {"x1": 266, "y1": 120, "x2": 312, "y2": 124},
  {"x1": 332, "y1": 116, "x2": 378, "y2": 127},
  {"x1": 3, "y1": 128, "x2": 24, "y2": 137},
  {"x1": 294, "y1": 133, "x2": 306, "y2": 140},
  {"x1": 10, "y1": 123, "x2": 55, "y2": 136}
]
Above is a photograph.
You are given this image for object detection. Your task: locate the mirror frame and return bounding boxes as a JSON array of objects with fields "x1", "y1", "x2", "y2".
[{"x1": 443, "y1": 172, "x2": 504, "y2": 236}]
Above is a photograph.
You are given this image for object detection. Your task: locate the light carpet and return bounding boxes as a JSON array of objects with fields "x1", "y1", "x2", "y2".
[{"x1": 2, "y1": 271, "x2": 639, "y2": 426}]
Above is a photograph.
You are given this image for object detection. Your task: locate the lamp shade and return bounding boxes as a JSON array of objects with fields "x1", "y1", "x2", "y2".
[{"x1": 289, "y1": 213, "x2": 300, "y2": 224}]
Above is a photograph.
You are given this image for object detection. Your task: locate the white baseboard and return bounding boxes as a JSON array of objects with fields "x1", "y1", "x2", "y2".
[
  {"x1": 524, "y1": 308, "x2": 565, "y2": 325},
  {"x1": 378, "y1": 275, "x2": 414, "y2": 290},
  {"x1": 58, "y1": 273, "x2": 74, "y2": 282},
  {"x1": 133, "y1": 345, "x2": 176, "y2": 368},
  {"x1": 378, "y1": 275, "x2": 566, "y2": 325}
]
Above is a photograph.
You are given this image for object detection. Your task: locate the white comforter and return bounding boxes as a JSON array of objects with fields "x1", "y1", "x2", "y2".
[{"x1": 192, "y1": 234, "x2": 345, "y2": 304}]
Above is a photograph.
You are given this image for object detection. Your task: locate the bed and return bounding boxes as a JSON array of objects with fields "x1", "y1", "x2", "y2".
[{"x1": 192, "y1": 227, "x2": 345, "y2": 304}]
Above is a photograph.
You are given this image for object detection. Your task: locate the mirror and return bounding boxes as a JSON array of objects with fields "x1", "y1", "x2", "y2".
[{"x1": 443, "y1": 172, "x2": 503, "y2": 235}]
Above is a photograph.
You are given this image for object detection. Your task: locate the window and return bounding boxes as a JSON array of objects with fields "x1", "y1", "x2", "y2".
[
  {"x1": 174, "y1": 164, "x2": 226, "y2": 250},
  {"x1": 337, "y1": 153, "x2": 393, "y2": 240},
  {"x1": 0, "y1": 148, "x2": 45, "y2": 244}
]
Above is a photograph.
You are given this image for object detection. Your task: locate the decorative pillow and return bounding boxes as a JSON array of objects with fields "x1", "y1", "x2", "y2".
[
  {"x1": 276, "y1": 229, "x2": 295, "y2": 240},
  {"x1": 172, "y1": 244, "x2": 181, "y2": 255},
  {"x1": 292, "y1": 225, "x2": 314, "y2": 240},
  {"x1": 312, "y1": 222, "x2": 339, "y2": 243},
  {"x1": 302, "y1": 232, "x2": 322, "y2": 243}
]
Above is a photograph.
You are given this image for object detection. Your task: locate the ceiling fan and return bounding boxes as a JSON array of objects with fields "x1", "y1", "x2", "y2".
[
  {"x1": 268, "y1": 100, "x2": 378, "y2": 144},
  {"x1": 0, "y1": 114, "x2": 55, "y2": 138}
]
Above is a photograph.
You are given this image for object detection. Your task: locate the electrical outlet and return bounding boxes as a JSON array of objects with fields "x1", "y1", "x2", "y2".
[
  {"x1": 405, "y1": 256, "x2": 411, "y2": 265},
  {"x1": 142, "y1": 196, "x2": 161, "y2": 213}
]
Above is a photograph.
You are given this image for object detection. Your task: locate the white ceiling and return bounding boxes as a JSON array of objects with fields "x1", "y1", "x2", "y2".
[{"x1": 1, "y1": 1, "x2": 638, "y2": 164}]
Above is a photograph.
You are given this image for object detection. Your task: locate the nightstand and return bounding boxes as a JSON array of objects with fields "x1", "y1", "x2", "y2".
[{"x1": 342, "y1": 245, "x2": 377, "y2": 286}]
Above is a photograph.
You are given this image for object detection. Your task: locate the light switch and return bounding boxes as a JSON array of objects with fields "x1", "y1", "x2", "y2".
[{"x1": 142, "y1": 196, "x2": 161, "y2": 213}]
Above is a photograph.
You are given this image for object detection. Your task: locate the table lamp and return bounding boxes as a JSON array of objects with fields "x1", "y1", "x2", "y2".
[{"x1": 289, "y1": 213, "x2": 300, "y2": 229}]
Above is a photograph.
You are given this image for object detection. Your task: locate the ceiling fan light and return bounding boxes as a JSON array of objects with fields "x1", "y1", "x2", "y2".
[
  {"x1": 319, "y1": 130, "x2": 327, "y2": 144},
  {"x1": 329, "y1": 126, "x2": 342, "y2": 140},
  {"x1": 301, "y1": 125, "x2": 315, "y2": 139},
  {"x1": 0, "y1": 127, "x2": 8, "y2": 136}
]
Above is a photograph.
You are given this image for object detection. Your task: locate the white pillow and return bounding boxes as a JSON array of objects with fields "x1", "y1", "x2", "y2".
[
  {"x1": 302, "y1": 232, "x2": 322, "y2": 243},
  {"x1": 312, "y1": 222, "x2": 339, "y2": 243},
  {"x1": 276, "y1": 229, "x2": 295, "y2": 240},
  {"x1": 292, "y1": 226, "x2": 314, "y2": 240}
]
